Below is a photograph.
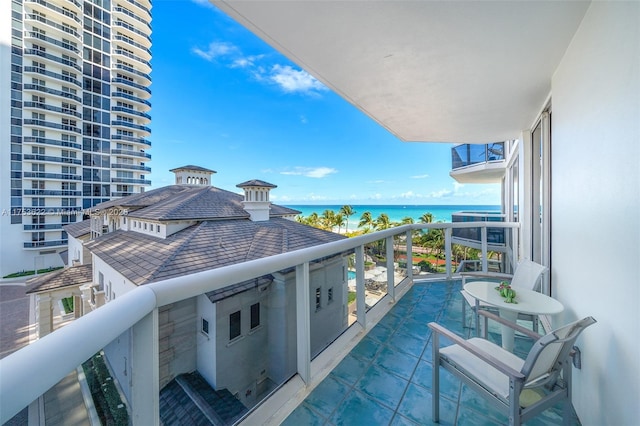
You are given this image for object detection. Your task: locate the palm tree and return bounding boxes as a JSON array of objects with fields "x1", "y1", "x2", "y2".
[
  {"x1": 358, "y1": 211, "x2": 374, "y2": 231},
  {"x1": 401, "y1": 216, "x2": 414, "y2": 225},
  {"x1": 419, "y1": 212, "x2": 434, "y2": 224},
  {"x1": 321, "y1": 209, "x2": 336, "y2": 231},
  {"x1": 374, "y1": 213, "x2": 392, "y2": 231},
  {"x1": 334, "y1": 213, "x2": 346, "y2": 234},
  {"x1": 339, "y1": 205, "x2": 356, "y2": 233}
]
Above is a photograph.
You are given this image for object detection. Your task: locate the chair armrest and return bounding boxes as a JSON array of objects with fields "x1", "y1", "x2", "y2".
[
  {"x1": 460, "y1": 271, "x2": 513, "y2": 280},
  {"x1": 428, "y1": 322, "x2": 525, "y2": 380},
  {"x1": 477, "y1": 310, "x2": 541, "y2": 340}
]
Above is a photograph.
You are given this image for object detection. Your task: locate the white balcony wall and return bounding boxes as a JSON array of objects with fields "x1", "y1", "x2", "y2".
[
  {"x1": 196, "y1": 294, "x2": 217, "y2": 387},
  {"x1": 551, "y1": 2, "x2": 639, "y2": 425}
]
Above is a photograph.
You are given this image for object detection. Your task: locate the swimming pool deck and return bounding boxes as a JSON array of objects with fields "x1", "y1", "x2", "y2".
[{"x1": 282, "y1": 279, "x2": 580, "y2": 426}]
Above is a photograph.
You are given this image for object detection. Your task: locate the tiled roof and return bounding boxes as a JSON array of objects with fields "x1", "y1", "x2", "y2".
[
  {"x1": 26, "y1": 264, "x2": 93, "y2": 294},
  {"x1": 169, "y1": 165, "x2": 216, "y2": 173},
  {"x1": 236, "y1": 179, "x2": 277, "y2": 188},
  {"x1": 84, "y1": 218, "x2": 345, "y2": 286},
  {"x1": 63, "y1": 219, "x2": 91, "y2": 238},
  {"x1": 93, "y1": 186, "x2": 300, "y2": 220}
]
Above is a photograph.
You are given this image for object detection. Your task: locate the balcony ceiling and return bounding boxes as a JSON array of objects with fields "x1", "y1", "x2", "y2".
[{"x1": 212, "y1": 1, "x2": 590, "y2": 143}]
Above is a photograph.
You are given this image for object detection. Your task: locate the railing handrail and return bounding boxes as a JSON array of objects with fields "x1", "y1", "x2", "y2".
[{"x1": 0, "y1": 221, "x2": 518, "y2": 423}]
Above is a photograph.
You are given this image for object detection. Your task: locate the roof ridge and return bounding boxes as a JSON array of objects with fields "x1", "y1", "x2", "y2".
[{"x1": 145, "y1": 223, "x2": 205, "y2": 284}]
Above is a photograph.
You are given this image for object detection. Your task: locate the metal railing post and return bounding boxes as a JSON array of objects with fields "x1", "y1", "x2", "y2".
[
  {"x1": 295, "y1": 262, "x2": 311, "y2": 384},
  {"x1": 386, "y1": 236, "x2": 395, "y2": 301},
  {"x1": 406, "y1": 229, "x2": 413, "y2": 281},
  {"x1": 355, "y1": 245, "x2": 366, "y2": 328},
  {"x1": 445, "y1": 228, "x2": 452, "y2": 278},
  {"x1": 481, "y1": 226, "x2": 488, "y2": 272}
]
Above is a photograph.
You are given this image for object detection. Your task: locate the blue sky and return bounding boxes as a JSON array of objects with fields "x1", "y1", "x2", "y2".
[{"x1": 148, "y1": 1, "x2": 500, "y2": 205}]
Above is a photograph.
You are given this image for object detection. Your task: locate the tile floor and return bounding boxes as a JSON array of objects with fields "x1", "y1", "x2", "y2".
[{"x1": 282, "y1": 279, "x2": 580, "y2": 426}]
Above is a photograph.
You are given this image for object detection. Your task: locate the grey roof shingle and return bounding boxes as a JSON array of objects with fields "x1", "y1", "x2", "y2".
[
  {"x1": 93, "y1": 186, "x2": 300, "y2": 220},
  {"x1": 236, "y1": 179, "x2": 277, "y2": 188},
  {"x1": 169, "y1": 165, "x2": 216, "y2": 173},
  {"x1": 26, "y1": 264, "x2": 93, "y2": 294},
  {"x1": 63, "y1": 219, "x2": 91, "y2": 238},
  {"x1": 84, "y1": 218, "x2": 345, "y2": 286}
]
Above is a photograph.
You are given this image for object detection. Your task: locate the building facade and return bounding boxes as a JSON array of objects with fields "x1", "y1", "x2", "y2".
[{"x1": 0, "y1": 0, "x2": 152, "y2": 277}]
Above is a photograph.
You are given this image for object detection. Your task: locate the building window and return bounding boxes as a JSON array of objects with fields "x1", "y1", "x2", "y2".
[
  {"x1": 250, "y1": 303, "x2": 260, "y2": 329},
  {"x1": 98, "y1": 272, "x2": 104, "y2": 291},
  {"x1": 201, "y1": 318, "x2": 209, "y2": 336},
  {"x1": 315, "y1": 288, "x2": 321, "y2": 311},
  {"x1": 229, "y1": 311, "x2": 241, "y2": 340},
  {"x1": 328, "y1": 287, "x2": 334, "y2": 304}
]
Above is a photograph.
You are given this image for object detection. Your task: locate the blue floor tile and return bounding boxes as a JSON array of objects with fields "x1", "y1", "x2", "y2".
[
  {"x1": 284, "y1": 280, "x2": 577, "y2": 426},
  {"x1": 330, "y1": 389, "x2": 395, "y2": 426}
]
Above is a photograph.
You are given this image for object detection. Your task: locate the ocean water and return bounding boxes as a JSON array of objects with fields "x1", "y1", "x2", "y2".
[{"x1": 285, "y1": 204, "x2": 500, "y2": 229}]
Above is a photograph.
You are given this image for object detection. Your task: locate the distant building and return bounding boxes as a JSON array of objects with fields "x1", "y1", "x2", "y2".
[
  {"x1": 27, "y1": 166, "x2": 348, "y2": 414},
  {"x1": 0, "y1": 0, "x2": 153, "y2": 277}
]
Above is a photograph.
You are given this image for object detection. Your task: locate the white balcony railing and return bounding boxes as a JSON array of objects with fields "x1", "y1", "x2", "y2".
[{"x1": 0, "y1": 222, "x2": 519, "y2": 424}]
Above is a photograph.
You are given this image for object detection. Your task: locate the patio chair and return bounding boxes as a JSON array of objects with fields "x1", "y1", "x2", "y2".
[
  {"x1": 429, "y1": 310, "x2": 596, "y2": 426},
  {"x1": 461, "y1": 259, "x2": 548, "y2": 331}
]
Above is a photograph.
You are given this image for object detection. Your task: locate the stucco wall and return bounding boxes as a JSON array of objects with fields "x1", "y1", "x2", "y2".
[
  {"x1": 158, "y1": 297, "x2": 198, "y2": 389},
  {"x1": 196, "y1": 294, "x2": 217, "y2": 388},
  {"x1": 551, "y1": 2, "x2": 639, "y2": 424}
]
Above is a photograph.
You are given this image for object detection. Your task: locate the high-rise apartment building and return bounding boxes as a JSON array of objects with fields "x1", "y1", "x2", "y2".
[{"x1": 0, "y1": 0, "x2": 152, "y2": 276}]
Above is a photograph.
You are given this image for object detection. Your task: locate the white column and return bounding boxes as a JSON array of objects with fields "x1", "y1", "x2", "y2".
[
  {"x1": 131, "y1": 309, "x2": 159, "y2": 425},
  {"x1": 36, "y1": 294, "x2": 53, "y2": 337},
  {"x1": 295, "y1": 263, "x2": 310, "y2": 384}
]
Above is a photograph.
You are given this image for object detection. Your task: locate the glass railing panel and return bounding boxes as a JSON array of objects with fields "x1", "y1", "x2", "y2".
[{"x1": 451, "y1": 142, "x2": 505, "y2": 169}]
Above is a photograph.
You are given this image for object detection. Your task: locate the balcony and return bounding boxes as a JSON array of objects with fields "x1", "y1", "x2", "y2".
[
  {"x1": 2, "y1": 222, "x2": 541, "y2": 425},
  {"x1": 110, "y1": 148, "x2": 151, "y2": 159},
  {"x1": 449, "y1": 142, "x2": 506, "y2": 184},
  {"x1": 111, "y1": 163, "x2": 151, "y2": 172},
  {"x1": 111, "y1": 134, "x2": 152, "y2": 147},
  {"x1": 23, "y1": 239, "x2": 68, "y2": 249},
  {"x1": 23, "y1": 154, "x2": 81, "y2": 165},
  {"x1": 451, "y1": 211, "x2": 508, "y2": 255},
  {"x1": 111, "y1": 177, "x2": 151, "y2": 185}
]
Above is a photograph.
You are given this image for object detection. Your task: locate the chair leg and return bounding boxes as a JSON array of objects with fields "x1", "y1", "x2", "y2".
[
  {"x1": 461, "y1": 299, "x2": 467, "y2": 327},
  {"x1": 508, "y1": 378, "x2": 523, "y2": 426},
  {"x1": 432, "y1": 333, "x2": 440, "y2": 423},
  {"x1": 562, "y1": 360, "x2": 573, "y2": 426}
]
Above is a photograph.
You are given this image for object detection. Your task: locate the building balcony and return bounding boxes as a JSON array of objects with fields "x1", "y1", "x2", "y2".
[
  {"x1": 112, "y1": 49, "x2": 152, "y2": 73},
  {"x1": 115, "y1": 0, "x2": 152, "y2": 20},
  {"x1": 23, "y1": 136, "x2": 82, "y2": 150},
  {"x1": 23, "y1": 154, "x2": 81, "y2": 165},
  {"x1": 111, "y1": 120, "x2": 151, "y2": 135},
  {"x1": 23, "y1": 66, "x2": 82, "y2": 88},
  {"x1": 23, "y1": 224, "x2": 64, "y2": 231},
  {"x1": 451, "y1": 211, "x2": 508, "y2": 254},
  {"x1": 23, "y1": 172, "x2": 81, "y2": 181},
  {"x1": 113, "y1": 35, "x2": 152, "y2": 60},
  {"x1": 110, "y1": 148, "x2": 151, "y2": 159},
  {"x1": 23, "y1": 119, "x2": 82, "y2": 134},
  {"x1": 112, "y1": 6, "x2": 152, "y2": 32},
  {"x1": 110, "y1": 191, "x2": 134, "y2": 197},
  {"x1": 23, "y1": 84, "x2": 82, "y2": 103},
  {"x1": 449, "y1": 142, "x2": 507, "y2": 184},
  {"x1": 24, "y1": 31, "x2": 81, "y2": 55},
  {"x1": 25, "y1": 0, "x2": 82, "y2": 27},
  {"x1": 24, "y1": 49, "x2": 82, "y2": 73},
  {"x1": 111, "y1": 163, "x2": 151, "y2": 172},
  {"x1": 111, "y1": 177, "x2": 151, "y2": 185},
  {"x1": 111, "y1": 92, "x2": 151, "y2": 110},
  {"x1": 23, "y1": 101, "x2": 82, "y2": 119},
  {"x1": 111, "y1": 106, "x2": 151, "y2": 122},
  {"x1": 111, "y1": 77, "x2": 152, "y2": 97},
  {"x1": 113, "y1": 63, "x2": 152, "y2": 85},
  {"x1": 24, "y1": 13, "x2": 82, "y2": 40},
  {"x1": 2, "y1": 222, "x2": 546, "y2": 425},
  {"x1": 111, "y1": 134, "x2": 152, "y2": 147},
  {"x1": 23, "y1": 239, "x2": 68, "y2": 249},
  {"x1": 23, "y1": 189, "x2": 82, "y2": 197}
]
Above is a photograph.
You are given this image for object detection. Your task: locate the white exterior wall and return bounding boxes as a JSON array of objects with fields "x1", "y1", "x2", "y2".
[
  {"x1": 93, "y1": 256, "x2": 137, "y2": 302},
  {"x1": 67, "y1": 234, "x2": 89, "y2": 266},
  {"x1": 551, "y1": 2, "x2": 639, "y2": 425},
  {"x1": 196, "y1": 294, "x2": 217, "y2": 388}
]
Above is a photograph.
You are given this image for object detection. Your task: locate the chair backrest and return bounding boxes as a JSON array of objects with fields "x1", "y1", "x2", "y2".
[
  {"x1": 510, "y1": 260, "x2": 548, "y2": 292},
  {"x1": 520, "y1": 316, "x2": 597, "y2": 387}
]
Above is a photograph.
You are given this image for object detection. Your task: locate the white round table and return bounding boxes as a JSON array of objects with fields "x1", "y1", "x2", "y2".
[{"x1": 463, "y1": 281, "x2": 564, "y2": 351}]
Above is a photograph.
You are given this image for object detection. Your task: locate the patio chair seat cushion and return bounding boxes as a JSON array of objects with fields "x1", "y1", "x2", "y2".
[{"x1": 440, "y1": 337, "x2": 524, "y2": 399}]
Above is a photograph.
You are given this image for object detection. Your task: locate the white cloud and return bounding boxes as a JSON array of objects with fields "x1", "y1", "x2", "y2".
[
  {"x1": 192, "y1": 41, "x2": 238, "y2": 61},
  {"x1": 280, "y1": 167, "x2": 337, "y2": 178},
  {"x1": 453, "y1": 182, "x2": 464, "y2": 192},
  {"x1": 411, "y1": 174, "x2": 430, "y2": 179},
  {"x1": 269, "y1": 65, "x2": 327, "y2": 95},
  {"x1": 366, "y1": 179, "x2": 385, "y2": 184},
  {"x1": 300, "y1": 115, "x2": 308, "y2": 124},
  {"x1": 429, "y1": 189, "x2": 453, "y2": 198}
]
